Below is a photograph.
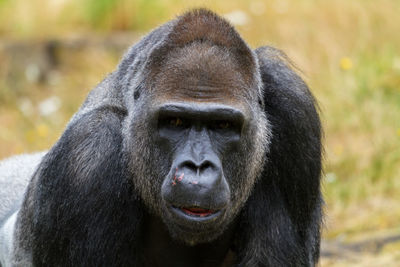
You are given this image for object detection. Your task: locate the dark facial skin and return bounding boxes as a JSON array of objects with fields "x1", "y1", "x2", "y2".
[
  {"x1": 157, "y1": 102, "x2": 244, "y2": 222},
  {"x1": 139, "y1": 102, "x2": 247, "y2": 266}
]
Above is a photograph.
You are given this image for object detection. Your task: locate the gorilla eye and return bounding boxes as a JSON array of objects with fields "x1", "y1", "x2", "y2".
[
  {"x1": 212, "y1": 120, "x2": 236, "y2": 131},
  {"x1": 169, "y1": 117, "x2": 184, "y2": 127},
  {"x1": 217, "y1": 121, "x2": 231, "y2": 129}
]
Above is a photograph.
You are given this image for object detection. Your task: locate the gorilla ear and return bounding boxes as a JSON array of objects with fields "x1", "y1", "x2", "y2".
[{"x1": 236, "y1": 46, "x2": 323, "y2": 265}]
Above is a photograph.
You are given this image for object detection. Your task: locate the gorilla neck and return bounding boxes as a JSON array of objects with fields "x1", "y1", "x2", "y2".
[{"x1": 143, "y1": 214, "x2": 237, "y2": 267}]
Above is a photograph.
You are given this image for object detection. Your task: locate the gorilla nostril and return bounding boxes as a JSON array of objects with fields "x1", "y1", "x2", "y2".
[
  {"x1": 180, "y1": 160, "x2": 217, "y2": 173},
  {"x1": 199, "y1": 161, "x2": 213, "y2": 172},
  {"x1": 180, "y1": 161, "x2": 198, "y2": 172}
]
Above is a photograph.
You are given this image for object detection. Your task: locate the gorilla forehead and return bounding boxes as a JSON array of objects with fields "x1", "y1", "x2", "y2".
[{"x1": 151, "y1": 42, "x2": 255, "y2": 105}]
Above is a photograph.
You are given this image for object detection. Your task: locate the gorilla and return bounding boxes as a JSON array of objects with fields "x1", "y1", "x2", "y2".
[{"x1": 0, "y1": 9, "x2": 323, "y2": 267}]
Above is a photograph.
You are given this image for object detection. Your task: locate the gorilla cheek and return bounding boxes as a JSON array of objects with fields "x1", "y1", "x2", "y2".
[{"x1": 125, "y1": 123, "x2": 169, "y2": 215}]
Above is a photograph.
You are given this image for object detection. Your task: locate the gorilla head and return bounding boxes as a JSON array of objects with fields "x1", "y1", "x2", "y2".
[
  {"x1": 124, "y1": 13, "x2": 270, "y2": 245},
  {"x1": 4, "y1": 9, "x2": 322, "y2": 267}
]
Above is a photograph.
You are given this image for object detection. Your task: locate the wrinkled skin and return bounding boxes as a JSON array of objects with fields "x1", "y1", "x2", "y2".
[{"x1": 0, "y1": 9, "x2": 323, "y2": 267}]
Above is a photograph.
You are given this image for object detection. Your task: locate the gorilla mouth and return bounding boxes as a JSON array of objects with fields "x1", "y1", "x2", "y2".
[
  {"x1": 180, "y1": 207, "x2": 216, "y2": 217},
  {"x1": 170, "y1": 206, "x2": 221, "y2": 221}
]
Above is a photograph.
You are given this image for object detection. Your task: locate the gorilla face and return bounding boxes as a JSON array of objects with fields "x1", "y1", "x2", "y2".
[
  {"x1": 157, "y1": 102, "x2": 244, "y2": 244},
  {"x1": 126, "y1": 43, "x2": 269, "y2": 245}
]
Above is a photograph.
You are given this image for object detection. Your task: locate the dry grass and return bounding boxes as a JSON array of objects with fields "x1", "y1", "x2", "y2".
[{"x1": 0, "y1": 0, "x2": 399, "y2": 265}]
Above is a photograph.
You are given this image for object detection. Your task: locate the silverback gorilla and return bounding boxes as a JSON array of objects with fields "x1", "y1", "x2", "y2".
[{"x1": 0, "y1": 9, "x2": 323, "y2": 267}]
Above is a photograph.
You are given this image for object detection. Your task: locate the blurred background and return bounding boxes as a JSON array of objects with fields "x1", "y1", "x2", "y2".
[{"x1": 0, "y1": 0, "x2": 399, "y2": 265}]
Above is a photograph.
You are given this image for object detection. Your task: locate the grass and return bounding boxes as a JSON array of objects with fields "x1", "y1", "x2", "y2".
[{"x1": 0, "y1": 0, "x2": 399, "y2": 264}]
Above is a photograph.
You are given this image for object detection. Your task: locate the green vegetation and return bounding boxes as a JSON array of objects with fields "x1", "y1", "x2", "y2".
[{"x1": 0, "y1": 0, "x2": 399, "y2": 265}]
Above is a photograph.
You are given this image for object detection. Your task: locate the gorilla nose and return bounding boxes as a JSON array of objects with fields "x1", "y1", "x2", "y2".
[
  {"x1": 163, "y1": 158, "x2": 230, "y2": 211},
  {"x1": 178, "y1": 159, "x2": 215, "y2": 177},
  {"x1": 176, "y1": 159, "x2": 221, "y2": 189}
]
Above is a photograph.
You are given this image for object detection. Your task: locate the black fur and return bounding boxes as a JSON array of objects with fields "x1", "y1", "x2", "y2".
[
  {"x1": 236, "y1": 47, "x2": 322, "y2": 266},
  {"x1": 10, "y1": 9, "x2": 322, "y2": 267}
]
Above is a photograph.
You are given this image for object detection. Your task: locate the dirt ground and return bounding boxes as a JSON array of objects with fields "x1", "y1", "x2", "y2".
[{"x1": 320, "y1": 229, "x2": 400, "y2": 266}]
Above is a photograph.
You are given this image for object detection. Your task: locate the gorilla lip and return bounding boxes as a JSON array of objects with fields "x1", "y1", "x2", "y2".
[
  {"x1": 171, "y1": 206, "x2": 221, "y2": 219},
  {"x1": 180, "y1": 207, "x2": 215, "y2": 217}
]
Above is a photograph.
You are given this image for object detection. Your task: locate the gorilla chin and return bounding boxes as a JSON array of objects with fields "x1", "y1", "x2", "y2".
[{"x1": 161, "y1": 203, "x2": 233, "y2": 246}]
